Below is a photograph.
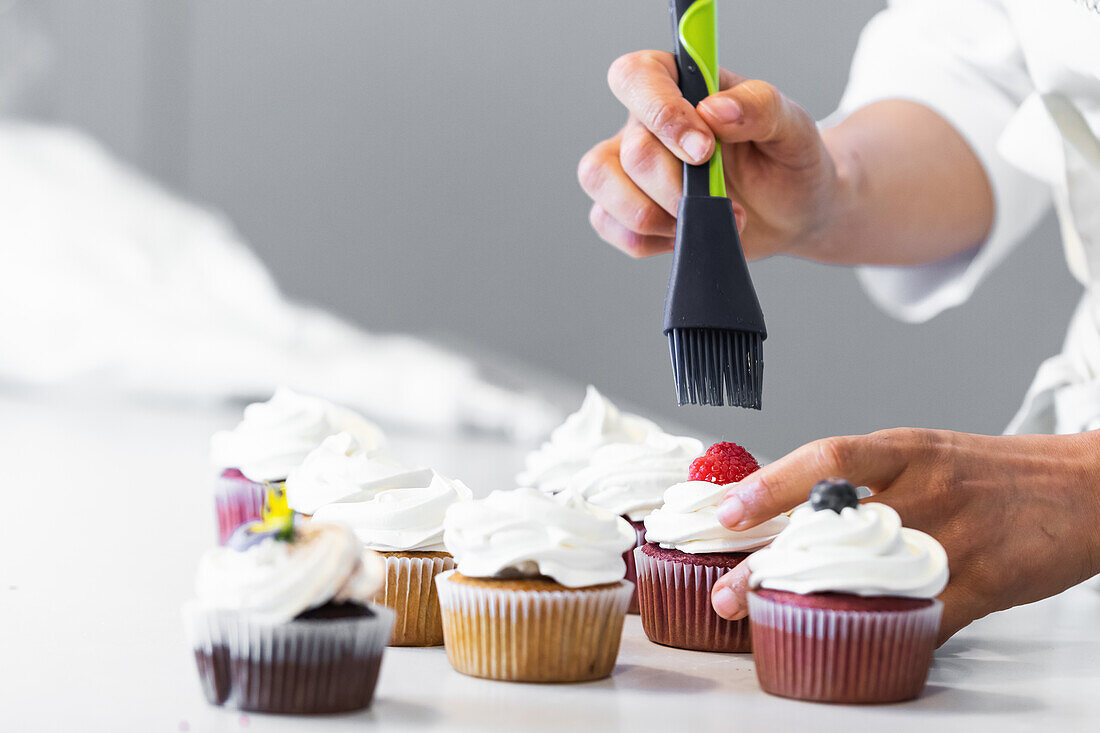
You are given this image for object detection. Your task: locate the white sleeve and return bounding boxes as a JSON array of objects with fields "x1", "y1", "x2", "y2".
[{"x1": 832, "y1": 0, "x2": 1051, "y2": 323}]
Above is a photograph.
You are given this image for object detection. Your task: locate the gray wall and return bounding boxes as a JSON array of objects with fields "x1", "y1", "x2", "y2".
[{"x1": 15, "y1": 1, "x2": 1081, "y2": 460}]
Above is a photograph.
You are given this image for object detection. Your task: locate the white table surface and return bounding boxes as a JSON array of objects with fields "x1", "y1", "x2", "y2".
[{"x1": 3, "y1": 389, "x2": 1098, "y2": 732}]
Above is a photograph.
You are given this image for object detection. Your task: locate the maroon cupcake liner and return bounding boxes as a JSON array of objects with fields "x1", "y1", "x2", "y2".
[
  {"x1": 633, "y1": 544, "x2": 751, "y2": 652},
  {"x1": 748, "y1": 590, "x2": 942, "y2": 703},
  {"x1": 213, "y1": 469, "x2": 268, "y2": 545},
  {"x1": 621, "y1": 519, "x2": 647, "y2": 614},
  {"x1": 183, "y1": 603, "x2": 394, "y2": 714}
]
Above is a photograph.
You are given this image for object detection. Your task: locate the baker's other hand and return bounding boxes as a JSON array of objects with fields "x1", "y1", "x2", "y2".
[{"x1": 708, "y1": 428, "x2": 1100, "y2": 645}]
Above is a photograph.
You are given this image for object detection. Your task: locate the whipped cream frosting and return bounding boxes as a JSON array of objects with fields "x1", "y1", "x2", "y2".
[
  {"x1": 210, "y1": 387, "x2": 385, "y2": 482},
  {"x1": 517, "y1": 386, "x2": 660, "y2": 493},
  {"x1": 193, "y1": 521, "x2": 386, "y2": 624},
  {"x1": 285, "y1": 432, "x2": 426, "y2": 515},
  {"x1": 749, "y1": 502, "x2": 949, "y2": 598},
  {"x1": 645, "y1": 480, "x2": 789, "y2": 553},
  {"x1": 565, "y1": 433, "x2": 704, "y2": 520},
  {"x1": 443, "y1": 488, "x2": 634, "y2": 587},
  {"x1": 311, "y1": 470, "x2": 473, "y2": 552}
]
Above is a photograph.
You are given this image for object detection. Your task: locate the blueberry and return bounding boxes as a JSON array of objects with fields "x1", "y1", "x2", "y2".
[{"x1": 809, "y1": 478, "x2": 859, "y2": 513}]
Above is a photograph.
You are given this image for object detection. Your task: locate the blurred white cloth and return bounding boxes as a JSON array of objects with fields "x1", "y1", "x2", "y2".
[
  {"x1": 832, "y1": 0, "x2": 1100, "y2": 434},
  {"x1": 0, "y1": 122, "x2": 560, "y2": 439}
]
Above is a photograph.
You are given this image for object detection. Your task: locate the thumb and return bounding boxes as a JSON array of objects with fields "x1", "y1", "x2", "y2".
[
  {"x1": 711, "y1": 560, "x2": 753, "y2": 621},
  {"x1": 697, "y1": 79, "x2": 821, "y2": 168}
]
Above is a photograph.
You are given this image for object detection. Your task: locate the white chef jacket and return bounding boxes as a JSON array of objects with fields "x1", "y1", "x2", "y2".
[{"x1": 833, "y1": 0, "x2": 1100, "y2": 434}]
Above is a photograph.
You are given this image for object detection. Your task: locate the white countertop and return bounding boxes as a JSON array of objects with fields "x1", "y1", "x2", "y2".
[{"x1": 2, "y1": 389, "x2": 1098, "y2": 732}]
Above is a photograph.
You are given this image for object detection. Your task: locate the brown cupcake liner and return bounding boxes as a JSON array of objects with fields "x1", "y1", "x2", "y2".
[
  {"x1": 374, "y1": 552, "x2": 455, "y2": 647},
  {"x1": 748, "y1": 591, "x2": 942, "y2": 703},
  {"x1": 621, "y1": 519, "x2": 648, "y2": 614},
  {"x1": 634, "y1": 546, "x2": 751, "y2": 652},
  {"x1": 183, "y1": 603, "x2": 394, "y2": 714},
  {"x1": 434, "y1": 571, "x2": 633, "y2": 682}
]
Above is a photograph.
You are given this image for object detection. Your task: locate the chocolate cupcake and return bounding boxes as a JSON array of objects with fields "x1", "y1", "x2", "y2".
[
  {"x1": 436, "y1": 488, "x2": 634, "y2": 682},
  {"x1": 183, "y1": 509, "x2": 393, "y2": 713},
  {"x1": 637, "y1": 480, "x2": 788, "y2": 652},
  {"x1": 747, "y1": 479, "x2": 948, "y2": 703},
  {"x1": 305, "y1": 452, "x2": 472, "y2": 647},
  {"x1": 209, "y1": 387, "x2": 385, "y2": 544}
]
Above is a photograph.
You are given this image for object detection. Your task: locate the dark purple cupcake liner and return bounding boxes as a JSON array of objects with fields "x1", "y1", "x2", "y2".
[{"x1": 183, "y1": 604, "x2": 394, "y2": 714}]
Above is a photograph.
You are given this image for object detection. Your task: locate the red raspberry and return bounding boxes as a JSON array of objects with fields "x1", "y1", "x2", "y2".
[{"x1": 688, "y1": 441, "x2": 759, "y2": 485}]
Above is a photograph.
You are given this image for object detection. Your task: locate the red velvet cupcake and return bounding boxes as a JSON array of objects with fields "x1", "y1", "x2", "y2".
[
  {"x1": 622, "y1": 519, "x2": 647, "y2": 613},
  {"x1": 637, "y1": 473, "x2": 788, "y2": 653},
  {"x1": 747, "y1": 479, "x2": 948, "y2": 703}
]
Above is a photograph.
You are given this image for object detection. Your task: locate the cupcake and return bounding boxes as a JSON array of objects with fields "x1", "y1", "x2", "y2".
[
  {"x1": 747, "y1": 479, "x2": 948, "y2": 703},
  {"x1": 565, "y1": 432, "x2": 703, "y2": 613},
  {"x1": 435, "y1": 488, "x2": 634, "y2": 682},
  {"x1": 635, "y1": 442, "x2": 787, "y2": 652},
  {"x1": 182, "y1": 500, "x2": 393, "y2": 714},
  {"x1": 308, "y1": 460, "x2": 472, "y2": 647},
  {"x1": 517, "y1": 385, "x2": 659, "y2": 494},
  {"x1": 209, "y1": 387, "x2": 385, "y2": 544}
]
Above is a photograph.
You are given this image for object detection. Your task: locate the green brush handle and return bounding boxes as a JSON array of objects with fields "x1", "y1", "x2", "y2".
[{"x1": 670, "y1": 0, "x2": 726, "y2": 199}]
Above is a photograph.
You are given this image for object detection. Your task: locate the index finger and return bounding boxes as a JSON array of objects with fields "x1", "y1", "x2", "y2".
[
  {"x1": 607, "y1": 50, "x2": 715, "y2": 165},
  {"x1": 716, "y1": 432, "x2": 910, "y2": 530}
]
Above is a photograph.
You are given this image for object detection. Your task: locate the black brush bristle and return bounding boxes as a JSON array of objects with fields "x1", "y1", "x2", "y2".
[{"x1": 668, "y1": 327, "x2": 762, "y2": 408}]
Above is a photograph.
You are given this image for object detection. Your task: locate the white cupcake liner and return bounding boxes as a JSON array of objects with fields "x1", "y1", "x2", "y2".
[
  {"x1": 374, "y1": 553, "x2": 455, "y2": 647},
  {"x1": 634, "y1": 547, "x2": 751, "y2": 652},
  {"x1": 183, "y1": 602, "x2": 394, "y2": 713},
  {"x1": 434, "y1": 570, "x2": 633, "y2": 682},
  {"x1": 748, "y1": 591, "x2": 942, "y2": 703}
]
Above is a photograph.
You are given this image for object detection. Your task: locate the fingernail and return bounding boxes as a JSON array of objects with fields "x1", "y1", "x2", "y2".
[
  {"x1": 716, "y1": 495, "x2": 744, "y2": 527},
  {"x1": 680, "y1": 131, "x2": 711, "y2": 163},
  {"x1": 712, "y1": 587, "x2": 741, "y2": 619},
  {"x1": 705, "y1": 96, "x2": 742, "y2": 123}
]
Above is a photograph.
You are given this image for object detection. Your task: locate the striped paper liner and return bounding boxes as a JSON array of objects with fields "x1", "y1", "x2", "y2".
[
  {"x1": 374, "y1": 553, "x2": 455, "y2": 647},
  {"x1": 622, "y1": 519, "x2": 648, "y2": 614},
  {"x1": 748, "y1": 591, "x2": 942, "y2": 703},
  {"x1": 183, "y1": 603, "x2": 394, "y2": 714},
  {"x1": 212, "y1": 471, "x2": 268, "y2": 545},
  {"x1": 634, "y1": 546, "x2": 751, "y2": 652},
  {"x1": 434, "y1": 571, "x2": 633, "y2": 682}
]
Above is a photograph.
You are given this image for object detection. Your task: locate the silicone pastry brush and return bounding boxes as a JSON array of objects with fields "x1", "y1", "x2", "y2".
[{"x1": 664, "y1": 0, "x2": 766, "y2": 409}]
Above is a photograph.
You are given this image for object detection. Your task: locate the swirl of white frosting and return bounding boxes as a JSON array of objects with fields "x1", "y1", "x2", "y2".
[
  {"x1": 311, "y1": 470, "x2": 473, "y2": 552},
  {"x1": 644, "y1": 480, "x2": 789, "y2": 553},
  {"x1": 443, "y1": 488, "x2": 634, "y2": 587},
  {"x1": 284, "y1": 432, "x2": 426, "y2": 515},
  {"x1": 210, "y1": 387, "x2": 385, "y2": 482},
  {"x1": 517, "y1": 386, "x2": 660, "y2": 493},
  {"x1": 749, "y1": 503, "x2": 948, "y2": 598},
  {"x1": 565, "y1": 433, "x2": 704, "y2": 520},
  {"x1": 193, "y1": 522, "x2": 386, "y2": 624}
]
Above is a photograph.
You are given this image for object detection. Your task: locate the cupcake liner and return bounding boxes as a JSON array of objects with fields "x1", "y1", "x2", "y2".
[
  {"x1": 183, "y1": 603, "x2": 394, "y2": 714},
  {"x1": 374, "y1": 553, "x2": 455, "y2": 647},
  {"x1": 213, "y1": 471, "x2": 268, "y2": 545},
  {"x1": 621, "y1": 519, "x2": 648, "y2": 614},
  {"x1": 634, "y1": 546, "x2": 751, "y2": 652},
  {"x1": 748, "y1": 591, "x2": 942, "y2": 703},
  {"x1": 434, "y1": 571, "x2": 633, "y2": 683}
]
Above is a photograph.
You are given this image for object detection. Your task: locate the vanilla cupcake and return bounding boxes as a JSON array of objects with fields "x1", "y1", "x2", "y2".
[
  {"x1": 304, "y1": 451, "x2": 472, "y2": 647},
  {"x1": 183, "y1": 516, "x2": 392, "y2": 714},
  {"x1": 209, "y1": 387, "x2": 385, "y2": 544},
  {"x1": 436, "y1": 488, "x2": 634, "y2": 682},
  {"x1": 566, "y1": 432, "x2": 703, "y2": 612},
  {"x1": 747, "y1": 479, "x2": 948, "y2": 703},
  {"x1": 637, "y1": 479, "x2": 788, "y2": 652},
  {"x1": 518, "y1": 386, "x2": 660, "y2": 494}
]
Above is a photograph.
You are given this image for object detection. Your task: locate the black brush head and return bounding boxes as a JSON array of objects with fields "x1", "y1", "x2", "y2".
[
  {"x1": 663, "y1": 196, "x2": 766, "y2": 409},
  {"x1": 668, "y1": 328, "x2": 763, "y2": 408}
]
